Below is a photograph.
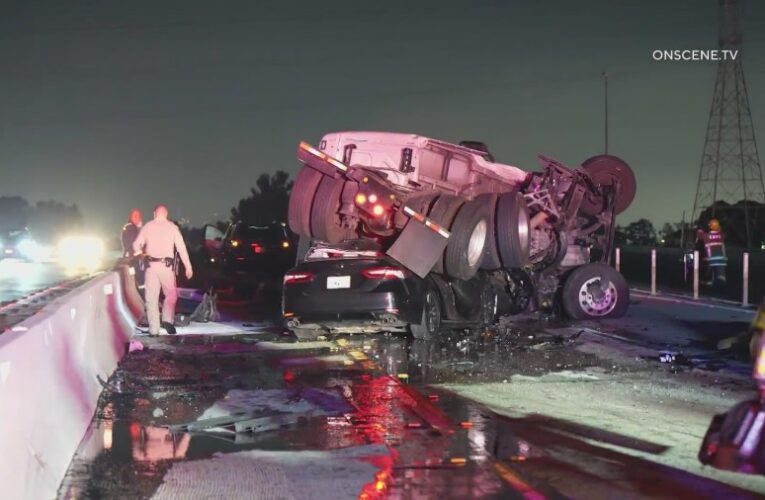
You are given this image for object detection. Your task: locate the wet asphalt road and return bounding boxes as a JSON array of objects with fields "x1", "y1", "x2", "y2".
[
  {"x1": 0, "y1": 259, "x2": 73, "y2": 302},
  {"x1": 0, "y1": 260, "x2": 97, "y2": 332},
  {"x1": 58, "y1": 296, "x2": 765, "y2": 499}
]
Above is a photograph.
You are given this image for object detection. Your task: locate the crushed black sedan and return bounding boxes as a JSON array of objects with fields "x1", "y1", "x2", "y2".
[{"x1": 282, "y1": 240, "x2": 498, "y2": 340}]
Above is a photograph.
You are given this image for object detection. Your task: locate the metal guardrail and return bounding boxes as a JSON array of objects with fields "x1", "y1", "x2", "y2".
[{"x1": 616, "y1": 246, "x2": 754, "y2": 307}]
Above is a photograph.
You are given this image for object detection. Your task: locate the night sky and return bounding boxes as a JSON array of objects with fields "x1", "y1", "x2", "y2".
[{"x1": 1, "y1": 0, "x2": 764, "y2": 236}]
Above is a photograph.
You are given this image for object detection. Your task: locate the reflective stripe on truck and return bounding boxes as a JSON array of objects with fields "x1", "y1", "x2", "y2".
[
  {"x1": 299, "y1": 141, "x2": 348, "y2": 172},
  {"x1": 401, "y1": 206, "x2": 450, "y2": 239}
]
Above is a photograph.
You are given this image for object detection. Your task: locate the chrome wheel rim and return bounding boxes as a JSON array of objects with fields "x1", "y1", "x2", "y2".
[
  {"x1": 467, "y1": 220, "x2": 487, "y2": 267},
  {"x1": 517, "y1": 202, "x2": 529, "y2": 257},
  {"x1": 578, "y1": 277, "x2": 618, "y2": 316}
]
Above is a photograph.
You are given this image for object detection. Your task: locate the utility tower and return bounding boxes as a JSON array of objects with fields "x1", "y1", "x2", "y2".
[{"x1": 691, "y1": 0, "x2": 764, "y2": 248}]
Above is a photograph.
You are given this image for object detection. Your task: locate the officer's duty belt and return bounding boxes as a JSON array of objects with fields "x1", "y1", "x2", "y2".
[{"x1": 145, "y1": 256, "x2": 175, "y2": 267}]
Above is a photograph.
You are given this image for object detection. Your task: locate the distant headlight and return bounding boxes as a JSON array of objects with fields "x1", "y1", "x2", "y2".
[
  {"x1": 17, "y1": 238, "x2": 44, "y2": 261},
  {"x1": 57, "y1": 236, "x2": 105, "y2": 269}
]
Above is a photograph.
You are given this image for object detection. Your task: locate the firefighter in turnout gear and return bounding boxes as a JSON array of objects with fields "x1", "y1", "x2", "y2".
[{"x1": 696, "y1": 218, "x2": 727, "y2": 286}]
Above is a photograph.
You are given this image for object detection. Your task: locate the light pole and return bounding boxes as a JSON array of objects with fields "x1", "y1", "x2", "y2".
[{"x1": 602, "y1": 71, "x2": 609, "y2": 154}]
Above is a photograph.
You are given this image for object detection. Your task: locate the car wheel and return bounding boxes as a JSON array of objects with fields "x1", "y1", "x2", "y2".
[
  {"x1": 310, "y1": 176, "x2": 355, "y2": 243},
  {"x1": 444, "y1": 198, "x2": 490, "y2": 280},
  {"x1": 288, "y1": 167, "x2": 323, "y2": 237},
  {"x1": 562, "y1": 263, "x2": 629, "y2": 319},
  {"x1": 475, "y1": 193, "x2": 502, "y2": 270},
  {"x1": 495, "y1": 191, "x2": 530, "y2": 269},
  {"x1": 427, "y1": 194, "x2": 466, "y2": 274},
  {"x1": 480, "y1": 281, "x2": 499, "y2": 326},
  {"x1": 410, "y1": 288, "x2": 441, "y2": 340}
]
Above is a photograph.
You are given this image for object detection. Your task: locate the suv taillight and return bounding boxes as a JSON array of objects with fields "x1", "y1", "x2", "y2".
[
  {"x1": 362, "y1": 266, "x2": 406, "y2": 280},
  {"x1": 283, "y1": 271, "x2": 314, "y2": 285}
]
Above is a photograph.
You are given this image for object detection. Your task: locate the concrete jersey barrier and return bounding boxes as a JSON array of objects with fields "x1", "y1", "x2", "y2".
[{"x1": 0, "y1": 270, "x2": 137, "y2": 500}]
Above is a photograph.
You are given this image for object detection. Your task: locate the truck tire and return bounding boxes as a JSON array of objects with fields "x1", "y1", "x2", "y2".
[
  {"x1": 288, "y1": 167, "x2": 323, "y2": 237},
  {"x1": 475, "y1": 193, "x2": 502, "y2": 270},
  {"x1": 562, "y1": 263, "x2": 629, "y2": 319},
  {"x1": 445, "y1": 198, "x2": 490, "y2": 280},
  {"x1": 496, "y1": 191, "x2": 530, "y2": 269},
  {"x1": 310, "y1": 176, "x2": 355, "y2": 243},
  {"x1": 579, "y1": 155, "x2": 636, "y2": 216},
  {"x1": 427, "y1": 194, "x2": 465, "y2": 274},
  {"x1": 409, "y1": 287, "x2": 441, "y2": 340}
]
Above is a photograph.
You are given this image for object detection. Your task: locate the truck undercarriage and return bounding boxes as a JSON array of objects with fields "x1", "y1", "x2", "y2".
[{"x1": 287, "y1": 132, "x2": 636, "y2": 321}]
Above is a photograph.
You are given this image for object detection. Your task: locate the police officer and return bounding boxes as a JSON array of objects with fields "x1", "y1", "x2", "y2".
[
  {"x1": 121, "y1": 209, "x2": 143, "y2": 257},
  {"x1": 133, "y1": 204, "x2": 193, "y2": 336},
  {"x1": 696, "y1": 218, "x2": 727, "y2": 286}
]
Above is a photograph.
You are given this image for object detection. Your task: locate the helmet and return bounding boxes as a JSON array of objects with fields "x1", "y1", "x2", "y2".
[{"x1": 708, "y1": 219, "x2": 721, "y2": 231}]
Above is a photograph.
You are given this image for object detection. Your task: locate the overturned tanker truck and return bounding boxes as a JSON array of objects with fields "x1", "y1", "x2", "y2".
[{"x1": 287, "y1": 131, "x2": 636, "y2": 326}]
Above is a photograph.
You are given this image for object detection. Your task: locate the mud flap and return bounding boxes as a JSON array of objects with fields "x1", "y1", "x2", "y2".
[
  {"x1": 387, "y1": 219, "x2": 449, "y2": 278},
  {"x1": 699, "y1": 399, "x2": 765, "y2": 473}
]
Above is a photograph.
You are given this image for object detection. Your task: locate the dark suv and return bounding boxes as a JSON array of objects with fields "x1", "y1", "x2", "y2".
[{"x1": 205, "y1": 222, "x2": 296, "y2": 294}]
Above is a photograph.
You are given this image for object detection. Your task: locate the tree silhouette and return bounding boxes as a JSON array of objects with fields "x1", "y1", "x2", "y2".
[
  {"x1": 231, "y1": 170, "x2": 293, "y2": 225},
  {"x1": 697, "y1": 200, "x2": 765, "y2": 248},
  {"x1": 28, "y1": 200, "x2": 83, "y2": 243},
  {"x1": 623, "y1": 218, "x2": 657, "y2": 246},
  {"x1": 0, "y1": 196, "x2": 82, "y2": 242},
  {"x1": 0, "y1": 196, "x2": 31, "y2": 232}
]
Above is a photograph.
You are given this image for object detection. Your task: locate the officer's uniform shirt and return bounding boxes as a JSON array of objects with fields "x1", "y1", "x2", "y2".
[{"x1": 133, "y1": 219, "x2": 192, "y2": 271}]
